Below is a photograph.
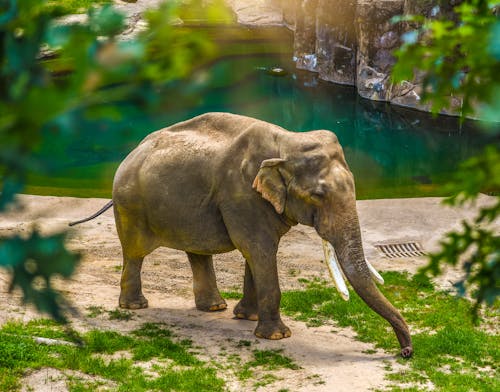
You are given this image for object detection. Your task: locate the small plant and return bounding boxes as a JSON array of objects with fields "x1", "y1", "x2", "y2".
[
  {"x1": 221, "y1": 291, "x2": 242, "y2": 300},
  {"x1": 107, "y1": 308, "x2": 134, "y2": 321},
  {"x1": 237, "y1": 340, "x2": 252, "y2": 348},
  {"x1": 253, "y1": 373, "x2": 280, "y2": 389},
  {"x1": 85, "y1": 306, "x2": 105, "y2": 318},
  {"x1": 288, "y1": 268, "x2": 299, "y2": 277},
  {"x1": 249, "y1": 349, "x2": 300, "y2": 371}
]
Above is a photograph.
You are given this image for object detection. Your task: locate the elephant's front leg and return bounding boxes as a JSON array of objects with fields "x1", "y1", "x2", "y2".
[
  {"x1": 234, "y1": 261, "x2": 258, "y2": 321},
  {"x1": 187, "y1": 252, "x2": 227, "y2": 312},
  {"x1": 247, "y1": 252, "x2": 291, "y2": 340},
  {"x1": 119, "y1": 256, "x2": 148, "y2": 309}
]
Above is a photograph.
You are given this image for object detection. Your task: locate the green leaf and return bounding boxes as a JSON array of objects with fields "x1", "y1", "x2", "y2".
[{"x1": 88, "y1": 4, "x2": 124, "y2": 36}]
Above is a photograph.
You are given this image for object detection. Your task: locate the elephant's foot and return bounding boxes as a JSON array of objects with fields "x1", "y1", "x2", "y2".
[
  {"x1": 119, "y1": 294, "x2": 148, "y2": 309},
  {"x1": 195, "y1": 297, "x2": 227, "y2": 312},
  {"x1": 401, "y1": 346, "x2": 413, "y2": 358},
  {"x1": 233, "y1": 300, "x2": 258, "y2": 321},
  {"x1": 254, "y1": 319, "x2": 291, "y2": 340}
]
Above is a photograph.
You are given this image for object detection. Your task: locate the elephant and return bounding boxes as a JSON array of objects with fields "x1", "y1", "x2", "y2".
[{"x1": 70, "y1": 112, "x2": 413, "y2": 358}]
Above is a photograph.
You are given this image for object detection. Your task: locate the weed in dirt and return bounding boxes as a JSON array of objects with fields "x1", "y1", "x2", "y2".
[
  {"x1": 221, "y1": 291, "x2": 242, "y2": 300},
  {"x1": 85, "y1": 306, "x2": 104, "y2": 318},
  {"x1": 0, "y1": 321, "x2": 224, "y2": 391},
  {"x1": 107, "y1": 308, "x2": 133, "y2": 321},
  {"x1": 237, "y1": 339, "x2": 252, "y2": 347},
  {"x1": 253, "y1": 373, "x2": 280, "y2": 389},
  {"x1": 132, "y1": 322, "x2": 172, "y2": 338},
  {"x1": 249, "y1": 349, "x2": 300, "y2": 371},
  {"x1": 288, "y1": 268, "x2": 300, "y2": 277},
  {"x1": 280, "y1": 271, "x2": 500, "y2": 391}
]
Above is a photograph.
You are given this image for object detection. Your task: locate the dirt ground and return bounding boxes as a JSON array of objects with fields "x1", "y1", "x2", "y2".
[{"x1": 0, "y1": 194, "x2": 496, "y2": 391}]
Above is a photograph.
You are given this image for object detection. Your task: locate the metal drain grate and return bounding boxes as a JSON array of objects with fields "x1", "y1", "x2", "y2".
[{"x1": 374, "y1": 242, "x2": 425, "y2": 258}]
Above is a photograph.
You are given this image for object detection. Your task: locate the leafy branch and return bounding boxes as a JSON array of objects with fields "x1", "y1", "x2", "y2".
[
  {"x1": 0, "y1": 0, "x2": 229, "y2": 320},
  {"x1": 392, "y1": 0, "x2": 500, "y2": 318}
]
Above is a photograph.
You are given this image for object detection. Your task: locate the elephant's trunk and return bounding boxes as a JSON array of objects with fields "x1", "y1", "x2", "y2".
[{"x1": 327, "y1": 211, "x2": 413, "y2": 358}]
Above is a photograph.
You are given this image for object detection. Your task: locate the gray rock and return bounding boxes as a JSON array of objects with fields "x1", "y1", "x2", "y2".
[
  {"x1": 389, "y1": 0, "x2": 463, "y2": 115},
  {"x1": 356, "y1": 0, "x2": 405, "y2": 102},
  {"x1": 293, "y1": 0, "x2": 318, "y2": 71},
  {"x1": 225, "y1": 0, "x2": 284, "y2": 27},
  {"x1": 316, "y1": 0, "x2": 356, "y2": 85}
]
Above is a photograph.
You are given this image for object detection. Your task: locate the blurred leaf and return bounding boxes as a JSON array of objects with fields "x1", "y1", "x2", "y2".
[
  {"x1": 1, "y1": 230, "x2": 80, "y2": 321},
  {"x1": 0, "y1": 0, "x2": 223, "y2": 320},
  {"x1": 394, "y1": 0, "x2": 500, "y2": 318},
  {"x1": 88, "y1": 4, "x2": 124, "y2": 36}
]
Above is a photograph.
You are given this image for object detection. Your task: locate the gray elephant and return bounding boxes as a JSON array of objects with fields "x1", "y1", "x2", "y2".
[{"x1": 70, "y1": 112, "x2": 413, "y2": 358}]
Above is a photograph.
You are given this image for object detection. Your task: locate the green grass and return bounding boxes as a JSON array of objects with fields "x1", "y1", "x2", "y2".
[
  {"x1": 248, "y1": 349, "x2": 300, "y2": 371},
  {"x1": 3, "y1": 274, "x2": 497, "y2": 391},
  {"x1": 107, "y1": 308, "x2": 134, "y2": 321},
  {"x1": 277, "y1": 272, "x2": 499, "y2": 391},
  {"x1": 0, "y1": 320, "x2": 224, "y2": 391},
  {"x1": 232, "y1": 348, "x2": 299, "y2": 388},
  {"x1": 85, "y1": 306, "x2": 104, "y2": 318}
]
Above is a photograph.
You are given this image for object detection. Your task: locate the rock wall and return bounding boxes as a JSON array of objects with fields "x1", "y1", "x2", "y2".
[{"x1": 231, "y1": 0, "x2": 462, "y2": 115}]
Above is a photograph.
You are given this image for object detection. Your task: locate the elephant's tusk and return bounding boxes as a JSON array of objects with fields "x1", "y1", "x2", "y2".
[
  {"x1": 366, "y1": 259, "x2": 384, "y2": 285},
  {"x1": 322, "y1": 240, "x2": 349, "y2": 301}
]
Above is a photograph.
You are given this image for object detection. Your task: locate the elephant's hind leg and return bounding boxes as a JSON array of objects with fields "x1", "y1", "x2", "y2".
[
  {"x1": 115, "y1": 208, "x2": 152, "y2": 309},
  {"x1": 234, "y1": 261, "x2": 258, "y2": 321},
  {"x1": 119, "y1": 255, "x2": 149, "y2": 309},
  {"x1": 187, "y1": 253, "x2": 227, "y2": 312}
]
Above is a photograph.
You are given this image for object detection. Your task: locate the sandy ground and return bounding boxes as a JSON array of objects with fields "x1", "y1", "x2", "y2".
[{"x1": 0, "y1": 194, "x2": 497, "y2": 391}]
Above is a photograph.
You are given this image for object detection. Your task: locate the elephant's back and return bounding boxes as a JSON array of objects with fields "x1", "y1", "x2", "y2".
[{"x1": 144, "y1": 112, "x2": 268, "y2": 146}]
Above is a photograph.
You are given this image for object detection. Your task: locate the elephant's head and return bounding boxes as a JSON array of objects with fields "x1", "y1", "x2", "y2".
[{"x1": 253, "y1": 130, "x2": 413, "y2": 358}]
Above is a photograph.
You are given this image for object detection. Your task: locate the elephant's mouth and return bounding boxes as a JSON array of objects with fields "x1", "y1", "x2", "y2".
[{"x1": 321, "y1": 240, "x2": 384, "y2": 301}]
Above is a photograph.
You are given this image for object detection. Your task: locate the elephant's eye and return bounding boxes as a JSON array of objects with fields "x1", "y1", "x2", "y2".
[
  {"x1": 311, "y1": 189, "x2": 325, "y2": 202},
  {"x1": 312, "y1": 190, "x2": 325, "y2": 198}
]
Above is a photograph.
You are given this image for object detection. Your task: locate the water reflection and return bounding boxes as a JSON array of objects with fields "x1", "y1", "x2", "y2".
[{"x1": 31, "y1": 32, "x2": 497, "y2": 199}]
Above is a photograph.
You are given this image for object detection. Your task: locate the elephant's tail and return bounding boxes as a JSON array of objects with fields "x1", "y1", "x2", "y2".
[{"x1": 68, "y1": 200, "x2": 114, "y2": 226}]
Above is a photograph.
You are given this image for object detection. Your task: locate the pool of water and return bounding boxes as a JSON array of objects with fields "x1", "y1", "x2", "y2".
[{"x1": 27, "y1": 27, "x2": 497, "y2": 200}]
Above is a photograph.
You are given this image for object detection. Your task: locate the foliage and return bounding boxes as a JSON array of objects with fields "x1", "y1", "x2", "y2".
[
  {"x1": 0, "y1": 231, "x2": 80, "y2": 322},
  {"x1": 392, "y1": 0, "x2": 500, "y2": 316},
  {"x1": 392, "y1": 0, "x2": 500, "y2": 120},
  {"x1": 418, "y1": 146, "x2": 500, "y2": 317},
  {"x1": 0, "y1": 0, "x2": 228, "y2": 320},
  {"x1": 46, "y1": 0, "x2": 111, "y2": 14},
  {"x1": 279, "y1": 273, "x2": 499, "y2": 391},
  {"x1": 0, "y1": 320, "x2": 224, "y2": 391}
]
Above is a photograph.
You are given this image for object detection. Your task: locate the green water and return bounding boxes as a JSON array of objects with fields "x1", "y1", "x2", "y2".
[{"x1": 27, "y1": 27, "x2": 497, "y2": 200}]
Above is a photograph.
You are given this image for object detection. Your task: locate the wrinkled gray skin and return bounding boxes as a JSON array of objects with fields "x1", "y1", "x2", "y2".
[{"x1": 113, "y1": 112, "x2": 413, "y2": 358}]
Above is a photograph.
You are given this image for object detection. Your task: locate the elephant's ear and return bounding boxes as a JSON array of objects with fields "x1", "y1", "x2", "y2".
[{"x1": 252, "y1": 158, "x2": 287, "y2": 214}]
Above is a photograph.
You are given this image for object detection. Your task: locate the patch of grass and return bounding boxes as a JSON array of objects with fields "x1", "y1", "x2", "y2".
[
  {"x1": 85, "y1": 306, "x2": 104, "y2": 318},
  {"x1": 132, "y1": 322, "x2": 173, "y2": 339},
  {"x1": 253, "y1": 373, "x2": 280, "y2": 389},
  {"x1": 0, "y1": 321, "x2": 224, "y2": 391},
  {"x1": 228, "y1": 348, "x2": 299, "y2": 385},
  {"x1": 280, "y1": 271, "x2": 500, "y2": 391},
  {"x1": 107, "y1": 308, "x2": 134, "y2": 321},
  {"x1": 249, "y1": 349, "x2": 300, "y2": 371},
  {"x1": 220, "y1": 291, "x2": 242, "y2": 300},
  {"x1": 236, "y1": 339, "x2": 252, "y2": 347}
]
